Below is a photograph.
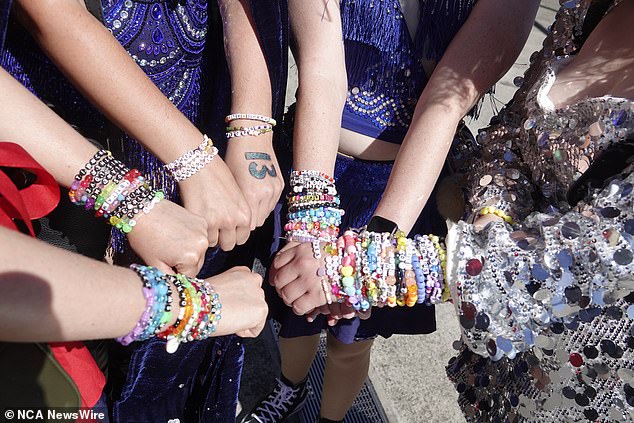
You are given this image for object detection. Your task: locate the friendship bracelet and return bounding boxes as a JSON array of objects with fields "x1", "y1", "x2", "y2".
[
  {"x1": 478, "y1": 206, "x2": 515, "y2": 225},
  {"x1": 70, "y1": 150, "x2": 164, "y2": 234},
  {"x1": 225, "y1": 113, "x2": 277, "y2": 126},
  {"x1": 314, "y1": 230, "x2": 448, "y2": 312},
  {"x1": 116, "y1": 265, "x2": 223, "y2": 353},
  {"x1": 164, "y1": 135, "x2": 219, "y2": 182}
]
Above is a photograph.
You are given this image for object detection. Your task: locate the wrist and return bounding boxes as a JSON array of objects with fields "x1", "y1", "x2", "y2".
[{"x1": 366, "y1": 215, "x2": 399, "y2": 234}]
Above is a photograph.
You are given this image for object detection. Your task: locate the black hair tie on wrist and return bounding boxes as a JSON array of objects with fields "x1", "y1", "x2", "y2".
[{"x1": 366, "y1": 215, "x2": 399, "y2": 233}]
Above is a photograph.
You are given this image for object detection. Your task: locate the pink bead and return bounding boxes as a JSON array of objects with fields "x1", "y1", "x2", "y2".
[{"x1": 342, "y1": 256, "x2": 352, "y2": 266}]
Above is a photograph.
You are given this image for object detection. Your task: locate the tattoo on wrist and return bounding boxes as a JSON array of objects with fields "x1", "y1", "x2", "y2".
[{"x1": 245, "y1": 152, "x2": 277, "y2": 179}]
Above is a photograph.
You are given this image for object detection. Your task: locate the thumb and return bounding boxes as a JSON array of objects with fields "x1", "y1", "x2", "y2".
[{"x1": 152, "y1": 261, "x2": 175, "y2": 276}]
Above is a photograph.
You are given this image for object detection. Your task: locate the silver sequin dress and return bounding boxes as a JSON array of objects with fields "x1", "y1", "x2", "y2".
[{"x1": 445, "y1": 0, "x2": 634, "y2": 421}]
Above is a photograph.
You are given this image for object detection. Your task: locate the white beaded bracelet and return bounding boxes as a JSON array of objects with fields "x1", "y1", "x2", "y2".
[{"x1": 164, "y1": 135, "x2": 218, "y2": 182}]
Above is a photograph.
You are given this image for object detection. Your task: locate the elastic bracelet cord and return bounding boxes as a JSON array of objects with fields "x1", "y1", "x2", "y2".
[
  {"x1": 70, "y1": 150, "x2": 164, "y2": 234},
  {"x1": 118, "y1": 265, "x2": 222, "y2": 353}
]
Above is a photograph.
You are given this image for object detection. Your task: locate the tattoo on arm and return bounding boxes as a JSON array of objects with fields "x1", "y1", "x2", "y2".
[{"x1": 245, "y1": 152, "x2": 277, "y2": 179}]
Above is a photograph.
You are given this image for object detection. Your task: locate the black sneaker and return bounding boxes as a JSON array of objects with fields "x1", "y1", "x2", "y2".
[{"x1": 241, "y1": 376, "x2": 308, "y2": 423}]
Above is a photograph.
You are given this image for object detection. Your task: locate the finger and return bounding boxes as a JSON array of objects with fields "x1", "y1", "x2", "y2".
[
  {"x1": 271, "y1": 262, "x2": 300, "y2": 291},
  {"x1": 340, "y1": 304, "x2": 357, "y2": 320},
  {"x1": 207, "y1": 227, "x2": 220, "y2": 248},
  {"x1": 256, "y1": 199, "x2": 268, "y2": 228},
  {"x1": 235, "y1": 225, "x2": 251, "y2": 246},
  {"x1": 272, "y1": 248, "x2": 296, "y2": 270},
  {"x1": 249, "y1": 201, "x2": 258, "y2": 231},
  {"x1": 328, "y1": 302, "x2": 343, "y2": 320},
  {"x1": 357, "y1": 309, "x2": 372, "y2": 320},
  {"x1": 306, "y1": 309, "x2": 319, "y2": 323},
  {"x1": 292, "y1": 291, "x2": 326, "y2": 316},
  {"x1": 175, "y1": 260, "x2": 199, "y2": 278},
  {"x1": 327, "y1": 314, "x2": 340, "y2": 326},
  {"x1": 280, "y1": 280, "x2": 309, "y2": 305},
  {"x1": 218, "y1": 228, "x2": 237, "y2": 251},
  {"x1": 306, "y1": 305, "x2": 330, "y2": 323},
  {"x1": 152, "y1": 261, "x2": 174, "y2": 276},
  {"x1": 195, "y1": 253, "x2": 206, "y2": 278}
]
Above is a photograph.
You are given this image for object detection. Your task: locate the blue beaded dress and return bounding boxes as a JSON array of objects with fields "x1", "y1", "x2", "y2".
[
  {"x1": 271, "y1": 0, "x2": 476, "y2": 344},
  {"x1": 0, "y1": 0, "x2": 287, "y2": 421}
]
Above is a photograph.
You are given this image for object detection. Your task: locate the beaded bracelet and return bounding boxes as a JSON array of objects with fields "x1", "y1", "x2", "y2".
[
  {"x1": 285, "y1": 170, "x2": 344, "y2": 244},
  {"x1": 164, "y1": 135, "x2": 219, "y2": 182},
  {"x1": 117, "y1": 265, "x2": 223, "y2": 353},
  {"x1": 225, "y1": 124, "x2": 273, "y2": 139},
  {"x1": 117, "y1": 264, "x2": 173, "y2": 346},
  {"x1": 225, "y1": 113, "x2": 277, "y2": 127},
  {"x1": 70, "y1": 150, "x2": 164, "y2": 234},
  {"x1": 318, "y1": 230, "x2": 448, "y2": 312},
  {"x1": 477, "y1": 206, "x2": 515, "y2": 225}
]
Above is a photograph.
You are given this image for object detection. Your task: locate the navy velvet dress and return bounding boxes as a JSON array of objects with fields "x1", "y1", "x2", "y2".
[{"x1": 0, "y1": 0, "x2": 287, "y2": 421}]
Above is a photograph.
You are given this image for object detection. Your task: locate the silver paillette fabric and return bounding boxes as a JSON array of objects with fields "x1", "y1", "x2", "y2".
[{"x1": 445, "y1": 0, "x2": 634, "y2": 421}]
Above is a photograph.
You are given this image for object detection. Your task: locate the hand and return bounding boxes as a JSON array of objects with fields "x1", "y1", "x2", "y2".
[
  {"x1": 306, "y1": 302, "x2": 357, "y2": 326},
  {"x1": 270, "y1": 241, "x2": 328, "y2": 316},
  {"x1": 473, "y1": 213, "x2": 505, "y2": 231},
  {"x1": 207, "y1": 266, "x2": 268, "y2": 338},
  {"x1": 127, "y1": 199, "x2": 209, "y2": 277},
  {"x1": 224, "y1": 133, "x2": 284, "y2": 229},
  {"x1": 178, "y1": 157, "x2": 252, "y2": 251}
]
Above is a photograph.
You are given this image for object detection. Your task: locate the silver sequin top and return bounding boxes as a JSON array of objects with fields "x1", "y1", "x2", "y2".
[{"x1": 445, "y1": 0, "x2": 634, "y2": 421}]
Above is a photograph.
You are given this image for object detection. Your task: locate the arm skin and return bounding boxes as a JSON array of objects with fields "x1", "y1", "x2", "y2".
[
  {"x1": 271, "y1": 0, "x2": 539, "y2": 317},
  {"x1": 373, "y1": 0, "x2": 540, "y2": 233},
  {"x1": 0, "y1": 226, "x2": 268, "y2": 342},
  {"x1": 13, "y1": 0, "x2": 251, "y2": 251},
  {"x1": 0, "y1": 66, "x2": 210, "y2": 276},
  {"x1": 289, "y1": 0, "x2": 348, "y2": 175},
  {"x1": 219, "y1": 0, "x2": 284, "y2": 229},
  {"x1": 269, "y1": 0, "x2": 351, "y2": 320}
]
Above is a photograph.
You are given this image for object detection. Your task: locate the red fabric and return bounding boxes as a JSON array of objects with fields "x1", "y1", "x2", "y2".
[
  {"x1": 0, "y1": 143, "x2": 105, "y2": 409},
  {"x1": 0, "y1": 142, "x2": 60, "y2": 233},
  {"x1": 50, "y1": 343, "x2": 106, "y2": 409}
]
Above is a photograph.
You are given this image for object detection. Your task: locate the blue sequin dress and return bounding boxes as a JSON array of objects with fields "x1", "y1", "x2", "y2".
[
  {"x1": 271, "y1": 0, "x2": 476, "y2": 344},
  {"x1": 0, "y1": 0, "x2": 287, "y2": 420}
]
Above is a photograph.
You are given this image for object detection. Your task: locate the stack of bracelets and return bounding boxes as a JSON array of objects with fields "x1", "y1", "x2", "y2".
[
  {"x1": 284, "y1": 169, "x2": 448, "y2": 313},
  {"x1": 69, "y1": 150, "x2": 164, "y2": 234},
  {"x1": 164, "y1": 134, "x2": 219, "y2": 182},
  {"x1": 116, "y1": 264, "x2": 222, "y2": 354},
  {"x1": 225, "y1": 113, "x2": 277, "y2": 139},
  {"x1": 319, "y1": 230, "x2": 447, "y2": 311}
]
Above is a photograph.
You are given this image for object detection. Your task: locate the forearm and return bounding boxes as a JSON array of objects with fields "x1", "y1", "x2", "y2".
[
  {"x1": 290, "y1": 0, "x2": 347, "y2": 175},
  {"x1": 220, "y1": 0, "x2": 275, "y2": 166},
  {"x1": 0, "y1": 226, "x2": 152, "y2": 342},
  {"x1": 0, "y1": 67, "x2": 96, "y2": 187},
  {"x1": 293, "y1": 73, "x2": 346, "y2": 174},
  {"x1": 375, "y1": 0, "x2": 539, "y2": 232},
  {"x1": 14, "y1": 0, "x2": 203, "y2": 163},
  {"x1": 219, "y1": 0, "x2": 272, "y2": 119}
]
